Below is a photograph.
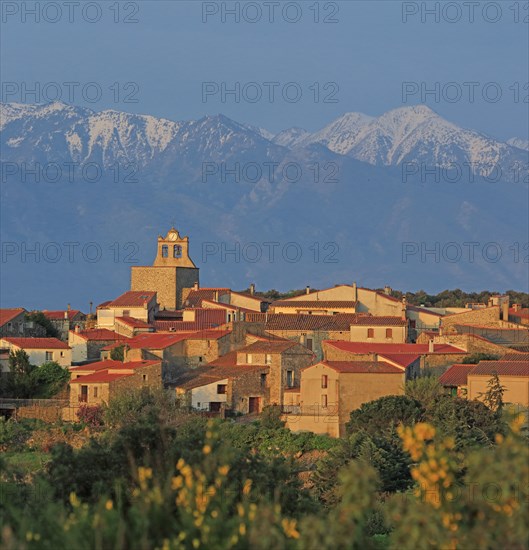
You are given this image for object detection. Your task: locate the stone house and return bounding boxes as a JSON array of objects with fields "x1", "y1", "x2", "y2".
[
  {"x1": 284, "y1": 360, "x2": 406, "y2": 437},
  {"x1": 114, "y1": 316, "x2": 154, "y2": 337},
  {"x1": 131, "y1": 228, "x2": 200, "y2": 310},
  {"x1": 233, "y1": 340, "x2": 315, "y2": 405},
  {"x1": 272, "y1": 283, "x2": 404, "y2": 316},
  {"x1": 349, "y1": 316, "x2": 408, "y2": 343},
  {"x1": 0, "y1": 308, "x2": 28, "y2": 337},
  {"x1": 173, "y1": 364, "x2": 269, "y2": 414},
  {"x1": 439, "y1": 364, "x2": 475, "y2": 397},
  {"x1": 96, "y1": 291, "x2": 158, "y2": 330},
  {"x1": 468, "y1": 360, "x2": 529, "y2": 408},
  {"x1": 65, "y1": 359, "x2": 162, "y2": 420},
  {"x1": 322, "y1": 341, "x2": 468, "y2": 372},
  {"x1": 68, "y1": 327, "x2": 128, "y2": 364},
  {"x1": 0, "y1": 337, "x2": 71, "y2": 367},
  {"x1": 42, "y1": 308, "x2": 86, "y2": 340}
]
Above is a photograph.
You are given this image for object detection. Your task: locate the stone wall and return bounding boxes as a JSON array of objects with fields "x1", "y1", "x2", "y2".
[{"x1": 441, "y1": 306, "x2": 500, "y2": 333}]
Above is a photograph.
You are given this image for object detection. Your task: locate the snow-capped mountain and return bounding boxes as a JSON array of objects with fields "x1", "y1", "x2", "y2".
[
  {"x1": 284, "y1": 106, "x2": 527, "y2": 179},
  {"x1": 2, "y1": 102, "x2": 526, "y2": 181},
  {"x1": 1, "y1": 101, "x2": 528, "y2": 307},
  {"x1": 508, "y1": 137, "x2": 529, "y2": 152}
]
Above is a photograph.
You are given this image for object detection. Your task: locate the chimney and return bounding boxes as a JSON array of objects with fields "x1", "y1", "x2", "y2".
[
  {"x1": 513, "y1": 303, "x2": 520, "y2": 312},
  {"x1": 428, "y1": 339, "x2": 434, "y2": 353},
  {"x1": 193, "y1": 281, "x2": 199, "y2": 291},
  {"x1": 306, "y1": 285, "x2": 310, "y2": 295},
  {"x1": 250, "y1": 283, "x2": 255, "y2": 296},
  {"x1": 352, "y1": 282, "x2": 357, "y2": 301},
  {"x1": 384, "y1": 285, "x2": 391, "y2": 295},
  {"x1": 67, "y1": 303, "x2": 71, "y2": 311},
  {"x1": 89, "y1": 301, "x2": 93, "y2": 315},
  {"x1": 75, "y1": 325, "x2": 80, "y2": 334},
  {"x1": 63, "y1": 311, "x2": 68, "y2": 319},
  {"x1": 370, "y1": 352, "x2": 377, "y2": 362}
]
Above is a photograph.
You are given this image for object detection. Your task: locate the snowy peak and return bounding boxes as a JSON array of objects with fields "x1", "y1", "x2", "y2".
[
  {"x1": 508, "y1": 137, "x2": 529, "y2": 152},
  {"x1": 272, "y1": 127, "x2": 311, "y2": 148}
]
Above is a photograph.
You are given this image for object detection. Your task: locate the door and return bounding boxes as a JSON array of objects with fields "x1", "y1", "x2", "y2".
[
  {"x1": 248, "y1": 397, "x2": 260, "y2": 414},
  {"x1": 80, "y1": 385, "x2": 88, "y2": 403}
]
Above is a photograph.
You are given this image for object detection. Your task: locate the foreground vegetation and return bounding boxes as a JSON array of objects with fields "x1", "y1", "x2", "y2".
[{"x1": 0, "y1": 380, "x2": 528, "y2": 549}]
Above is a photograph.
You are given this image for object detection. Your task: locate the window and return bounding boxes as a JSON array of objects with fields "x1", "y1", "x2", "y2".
[
  {"x1": 246, "y1": 354, "x2": 253, "y2": 364},
  {"x1": 217, "y1": 384, "x2": 227, "y2": 394},
  {"x1": 173, "y1": 245, "x2": 182, "y2": 258},
  {"x1": 60, "y1": 351, "x2": 64, "y2": 357},
  {"x1": 321, "y1": 394, "x2": 328, "y2": 408},
  {"x1": 306, "y1": 338, "x2": 313, "y2": 351},
  {"x1": 123, "y1": 310, "x2": 130, "y2": 317},
  {"x1": 265, "y1": 353, "x2": 272, "y2": 365},
  {"x1": 93, "y1": 387, "x2": 98, "y2": 398},
  {"x1": 386, "y1": 328, "x2": 393, "y2": 339},
  {"x1": 142, "y1": 374, "x2": 148, "y2": 382},
  {"x1": 367, "y1": 328, "x2": 374, "y2": 338},
  {"x1": 162, "y1": 245, "x2": 168, "y2": 257},
  {"x1": 286, "y1": 370, "x2": 294, "y2": 388},
  {"x1": 321, "y1": 375, "x2": 328, "y2": 389},
  {"x1": 198, "y1": 356, "x2": 203, "y2": 362},
  {"x1": 260, "y1": 373, "x2": 267, "y2": 388},
  {"x1": 45, "y1": 351, "x2": 53, "y2": 361}
]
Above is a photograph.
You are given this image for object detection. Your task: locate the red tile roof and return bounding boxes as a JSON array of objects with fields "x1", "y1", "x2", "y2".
[
  {"x1": 70, "y1": 329, "x2": 125, "y2": 341},
  {"x1": 174, "y1": 364, "x2": 268, "y2": 390},
  {"x1": 312, "y1": 360, "x2": 404, "y2": 374},
  {"x1": 245, "y1": 313, "x2": 360, "y2": 332},
  {"x1": 1, "y1": 337, "x2": 70, "y2": 349},
  {"x1": 106, "y1": 332, "x2": 191, "y2": 350},
  {"x1": 469, "y1": 361, "x2": 529, "y2": 377},
  {"x1": 115, "y1": 317, "x2": 153, "y2": 329},
  {"x1": 201, "y1": 299, "x2": 256, "y2": 313},
  {"x1": 208, "y1": 350, "x2": 238, "y2": 367},
  {"x1": 439, "y1": 364, "x2": 475, "y2": 386},
  {"x1": 42, "y1": 309, "x2": 82, "y2": 320},
  {"x1": 324, "y1": 341, "x2": 465, "y2": 355},
  {"x1": 501, "y1": 352, "x2": 529, "y2": 361},
  {"x1": 70, "y1": 370, "x2": 133, "y2": 384},
  {"x1": 0, "y1": 308, "x2": 26, "y2": 327},
  {"x1": 106, "y1": 291, "x2": 156, "y2": 308},
  {"x1": 509, "y1": 307, "x2": 529, "y2": 319},
  {"x1": 154, "y1": 321, "x2": 217, "y2": 332},
  {"x1": 103, "y1": 330, "x2": 230, "y2": 351},
  {"x1": 70, "y1": 360, "x2": 160, "y2": 383},
  {"x1": 184, "y1": 289, "x2": 230, "y2": 307}
]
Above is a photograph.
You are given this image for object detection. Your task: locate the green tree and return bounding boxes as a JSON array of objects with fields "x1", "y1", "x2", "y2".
[
  {"x1": 405, "y1": 376, "x2": 443, "y2": 410},
  {"x1": 478, "y1": 371, "x2": 506, "y2": 413},
  {"x1": 346, "y1": 395, "x2": 424, "y2": 436},
  {"x1": 25, "y1": 311, "x2": 60, "y2": 338},
  {"x1": 31, "y1": 361, "x2": 70, "y2": 398},
  {"x1": 110, "y1": 345, "x2": 125, "y2": 362}
]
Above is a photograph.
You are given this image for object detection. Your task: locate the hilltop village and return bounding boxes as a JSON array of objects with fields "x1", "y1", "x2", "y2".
[{"x1": 1, "y1": 227, "x2": 528, "y2": 436}]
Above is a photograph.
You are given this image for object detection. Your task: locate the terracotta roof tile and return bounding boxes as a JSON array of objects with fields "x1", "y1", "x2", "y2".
[
  {"x1": 70, "y1": 329, "x2": 125, "y2": 341},
  {"x1": 106, "y1": 291, "x2": 156, "y2": 308},
  {"x1": 42, "y1": 310, "x2": 82, "y2": 320},
  {"x1": 469, "y1": 361, "x2": 529, "y2": 377},
  {"x1": 439, "y1": 364, "x2": 475, "y2": 386},
  {"x1": 2, "y1": 337, "x2": 70, "y2": 350},
  {"x1": 324, "y1": 341, "x2": 465, "y2": 355},
  {"x1": 115, "y1": 317, "x2": 153, "y2": 329},
  {"x1": 0, "y1": 308, "x2": 26, "y2": 327}
]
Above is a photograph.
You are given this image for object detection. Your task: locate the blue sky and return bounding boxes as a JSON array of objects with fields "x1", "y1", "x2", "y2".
[{"x1": 2, "y1": 1, "x2": 527, "y2": 140}]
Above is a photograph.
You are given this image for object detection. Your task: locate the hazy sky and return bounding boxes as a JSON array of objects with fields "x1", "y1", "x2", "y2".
[{"x1": 2, "y1": 1, "x2": 528, "y2": 140}]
